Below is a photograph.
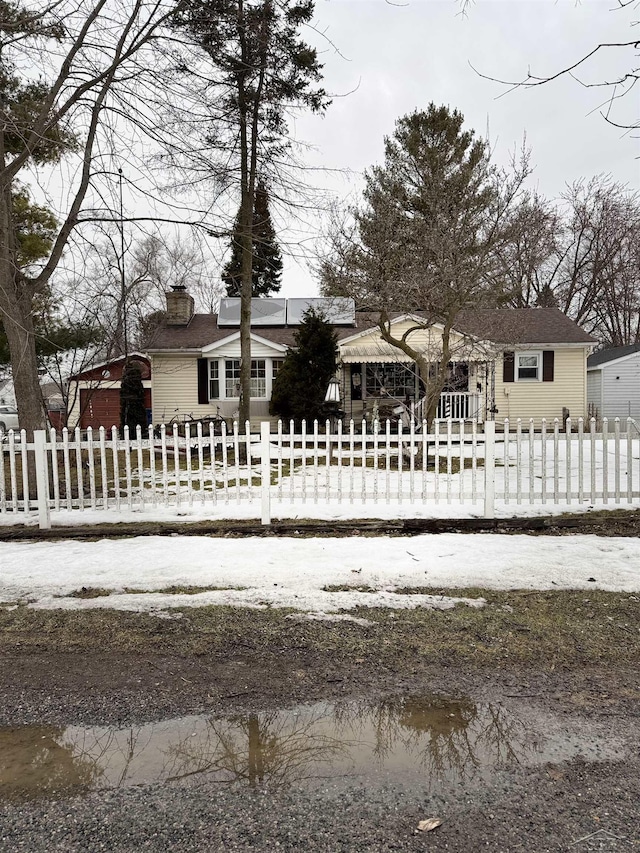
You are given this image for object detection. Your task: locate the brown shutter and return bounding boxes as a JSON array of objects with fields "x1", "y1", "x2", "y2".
[
  {"x1": 503, "y1": 351, "x2": 515, "y2": 383},
  {"x1": 542, "y1": 350, "x2": 554, "y2": 382},
  {"x1": 197, "y1": 358, "x2": 209, "y2": 404}
]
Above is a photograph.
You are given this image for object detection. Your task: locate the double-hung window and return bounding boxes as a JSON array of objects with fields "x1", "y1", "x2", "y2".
[
  {"x1": 205, "y1": 357, "x2": 280, "y2": 400},
  {"x1": 225, "y1": 359, "x2": 241, "y2": 397},
  {"x1": 516, "y1": 352, "x2": 541, "y2": 381},
  {"x1": 503, "y1": 350, "x2": 554, "y2": 384},
  {"x1": 222, "y1": 359, "x2": 267, "y2": 398},
  {"x1": 209, "y1": 361, "x2": 220, "y2": 399},
  {"x1": 250, "y1": 359, "x2": 267, "y2": 398},
  {"x1": 272, "y1": 358, "x2": 284, "y2": 382}
]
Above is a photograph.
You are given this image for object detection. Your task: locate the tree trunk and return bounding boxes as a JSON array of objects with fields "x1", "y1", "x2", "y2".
[
  {"x1": 0, "y1": 157, "x2": 46, "y2": 438},
  {"x1": 237, "y1": 0, "x2": 270, "y2": 430},
  {"x1": 0, "y1": 286, "x2": 46, "y2": 436},
  {"x1": 419, "y1": 327, "x2": 453, "y2": 432}
]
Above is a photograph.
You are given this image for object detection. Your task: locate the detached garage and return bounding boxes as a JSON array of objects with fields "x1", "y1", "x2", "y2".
[
  {"x1": 587, "y1": 345, "x2": 640, "y2": 428},
  {"x1": 67, "y1": 354, "x2": 152, "y2": 431}
]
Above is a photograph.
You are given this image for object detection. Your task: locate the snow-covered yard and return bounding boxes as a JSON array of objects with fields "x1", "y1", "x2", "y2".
[
  {"x1": 2, "y1": 425, "x2": 639, "y2": 617},
  {"x1": 1, "y1": 532, "x2": 639, "y2": 615}
]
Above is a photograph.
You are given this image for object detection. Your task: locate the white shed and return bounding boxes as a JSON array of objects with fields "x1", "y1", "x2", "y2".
[{"x1": 587, "y1": 345, "x2": 640, "y2": 427}]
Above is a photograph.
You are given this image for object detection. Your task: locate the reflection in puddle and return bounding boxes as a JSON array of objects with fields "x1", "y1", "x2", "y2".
[{"x1": 0, "y1": 695, "x2": 625, "y2": 802}]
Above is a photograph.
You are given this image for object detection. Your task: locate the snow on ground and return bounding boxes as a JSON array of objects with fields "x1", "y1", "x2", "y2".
[
  {"x1": 0, "y1": 533, "x2": 638, "y2": 615},
  {"x1": 2, "y1": 498, "x2": 639, "y2": 529}
]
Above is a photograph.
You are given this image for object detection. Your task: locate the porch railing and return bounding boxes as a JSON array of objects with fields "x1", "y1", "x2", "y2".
[{"x1": 412, "y1": 392, "x2": 483, "y2": 424}]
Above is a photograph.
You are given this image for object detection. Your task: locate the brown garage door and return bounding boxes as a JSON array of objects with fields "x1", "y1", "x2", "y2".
[{"x1": 79, "y1": 389, "x2": 151, "y2": 431}]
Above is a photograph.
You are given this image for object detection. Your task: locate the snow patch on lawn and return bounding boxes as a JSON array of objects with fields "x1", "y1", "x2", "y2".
[{"x1": 1, "y1": 533, "x2": 639, "y2": 614}]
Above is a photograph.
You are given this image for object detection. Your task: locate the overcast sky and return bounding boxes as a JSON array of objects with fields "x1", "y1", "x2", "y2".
[{"x1": 278, "y1": 0, "x2": 640, "y2": 296}]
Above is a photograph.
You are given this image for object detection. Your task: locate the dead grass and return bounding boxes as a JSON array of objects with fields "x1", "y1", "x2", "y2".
[
  {"x1": 124, "y1": 584, "x2": 248, "y2": 595},
  {"x1": 0, "y1": 589, "x2": 637, "y2": 669},
  {"x1": 67, "y1": 587, "x2": 113, "y2": 599}
]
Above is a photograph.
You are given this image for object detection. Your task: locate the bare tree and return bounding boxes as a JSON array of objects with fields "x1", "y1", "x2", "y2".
[
  {"x1": 496, "y1": 192, "x2": 563, "y2": 309},
  {"x1": 66, "y1": 231, "x2": 223, "y2": 356},
  {"x1": 467, "y1": 0, "x2": 640, "y2": 132},
  {"x1": 0, "y1": 0, "x2": 179, "y2": 436},
  {"x1": 553, "y1": 176, "x2": 640, "y2": 346}
]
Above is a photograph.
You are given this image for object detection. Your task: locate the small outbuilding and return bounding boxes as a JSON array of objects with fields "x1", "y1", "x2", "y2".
[
  {"x1": 587, "y1": 345, "x2": 640, "y2": 428},
  {"x1": 66, "y1": 354, "x2": 152, "y2": 431}
]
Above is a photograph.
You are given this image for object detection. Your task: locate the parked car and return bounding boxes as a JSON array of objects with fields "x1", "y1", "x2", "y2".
[{"x1": 0, "y1": 405, "x2": 19, "y2": 434}]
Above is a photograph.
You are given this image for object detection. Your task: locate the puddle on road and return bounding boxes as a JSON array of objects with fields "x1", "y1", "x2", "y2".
[{"x1": 0, "y1": 695, "x2": 625, "y2": 803}]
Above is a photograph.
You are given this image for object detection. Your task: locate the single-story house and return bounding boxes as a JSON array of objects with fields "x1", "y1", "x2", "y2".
[
  {"x1": 146, "y1": 288, "x2": 596, "y2": 429},
  {"x1": 587, "y1": 344, "x2": 640, "y2": 427},
  {"x1": 66, "y1": 354, "x2": 152, "y2": 430}
]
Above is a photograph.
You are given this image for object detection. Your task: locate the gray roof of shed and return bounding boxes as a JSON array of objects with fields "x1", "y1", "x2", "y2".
[{"x1": 587, "y1": 344, "x2": 640, "y2": 368}]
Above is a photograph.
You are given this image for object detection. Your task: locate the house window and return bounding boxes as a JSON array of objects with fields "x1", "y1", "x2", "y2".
[
  {"x1": 225, "y1": 360, "x2": 241, "y2": 397},
  {"x1": 251, "y1": 359, "x2": 267, "y2": 398},
  {"x1": 365, "y1": 363, "x2": 417, "y2": 400},
  {"x1": 209, "y1": 361, "x2": 220, "y2": 399},
  {"x1": 516, "y1": 352, "x2": 541, "y2": 381},
  {"x1": 223, "y1": 359, "x2": 267, "y2": 399},
  {"x1": 272, "y1": 358, "x2": 284, "y2": 380}
]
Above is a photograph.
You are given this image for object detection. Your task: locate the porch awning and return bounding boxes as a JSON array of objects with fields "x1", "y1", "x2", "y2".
[
  {"x1": 339, "y1": 345, "x2": 414, "y2": 363},
  {"x1": 339, "y1": 344, "x2": 490, "y2": 364}
]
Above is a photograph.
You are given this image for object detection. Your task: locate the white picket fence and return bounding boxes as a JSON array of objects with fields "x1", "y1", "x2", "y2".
[{"x1": 1, "y1": 417, "x2": 639, "y2": 528}]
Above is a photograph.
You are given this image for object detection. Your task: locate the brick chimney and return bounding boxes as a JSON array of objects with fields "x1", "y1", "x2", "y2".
[{"x1": 165, "y1": 284, "x2": 194, "y2": 326}]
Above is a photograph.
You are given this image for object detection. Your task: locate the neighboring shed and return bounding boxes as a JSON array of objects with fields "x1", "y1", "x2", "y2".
[
  {"x1": 67, "y1": 354, "x2": 152, "y2": 430},
  {"x1": 587, "y1": 345, "x2": 640, "y2": 427}
]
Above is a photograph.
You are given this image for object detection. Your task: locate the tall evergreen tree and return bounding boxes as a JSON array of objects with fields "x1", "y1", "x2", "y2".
[
  {"x1": 120, "y1": 361, "x2": 147, "y2": 436},
  {"x1": 320, "y1": 103, "x2": 531, "y2": 427},
  {"x1": 174, "y1": 0, "x2": 328, "y2": 425},
  {"x1": 223, "y1": 180, "x2": 283, "y2": 297},
  {"x1": 270, "y1": 309, "x2": 338, "y2": 423}
]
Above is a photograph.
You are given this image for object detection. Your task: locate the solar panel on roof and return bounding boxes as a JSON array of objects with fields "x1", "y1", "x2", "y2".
[
  {"x1": 217, "y1": 298, "x2": 241, "y2": 326},
  {"x1": 286, "y1": 297, "x2": 355, "y2": 326},
  {"x1": 218, "y1": 298, "x2": 287, "y2": 326}
]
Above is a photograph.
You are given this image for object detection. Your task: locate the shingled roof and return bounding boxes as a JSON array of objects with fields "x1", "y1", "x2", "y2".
[
  {"x1": 454, "y1": 308, "x2": 597, "y2": 345},
  {"x1": 146, "y1": 307, "x2": 596, "y2": 351},
  {"x1": 587, "y1": 344, "x2": 640, "y2": 368}
]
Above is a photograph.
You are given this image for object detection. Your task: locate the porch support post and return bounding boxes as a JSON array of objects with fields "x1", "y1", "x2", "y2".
[
  {"x1": 483, "y1": 420, "x2": 496, "y2": 519},
  {"x1": 34, "y1": 430, "x2": 51, "y2": 530},
  {"x1": 260, "y1": 421, "x2": 271, "y2": 525}
]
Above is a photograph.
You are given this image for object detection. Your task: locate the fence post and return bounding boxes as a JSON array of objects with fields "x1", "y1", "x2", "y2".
[
  {"x1": 260, "y1": 421, "x2": 271, "y2": 525},
  {"x1": 483, "y1": 420, "x2": 496, "y2": 519},
  {"x1": 34, "y1": 430, "x2": 51, "y2": 530}
]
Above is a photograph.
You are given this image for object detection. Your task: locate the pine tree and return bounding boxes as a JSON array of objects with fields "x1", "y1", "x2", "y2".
[
  {"x1": 174, "y1": 0, "x2": 328, "y2": 425},
  {"x1": 222, "y1": 180, "x2": 283, "y2": 297},
  {"x1": 270, "y1": 309, "x2": 338, "y2": 423},
  {"x1": 120, "y1": 361, "x2": 148, "y2": 436},
  {"x1": 320, "y1": 103, "x2": 530, "y2": 427}
]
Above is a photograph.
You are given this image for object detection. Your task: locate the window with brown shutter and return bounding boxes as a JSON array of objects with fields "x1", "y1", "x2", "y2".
[{"x1": 542, "y1": 351, "x2": 554, "y2": 382}]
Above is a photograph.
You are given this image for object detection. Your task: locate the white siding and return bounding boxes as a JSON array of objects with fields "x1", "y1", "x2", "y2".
[
  {"x1": 601, "y1": 355, "x2": 640, "y2": 421},
  {"x1": 209, "y1": 337, "x2": 286, "y2": 359},
  {"x1": 151, "y1": 354, "x2": 280, "y2": 429},
  {"x1": 586, "y1": 370, "x2": 602, "y2": 417}
]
